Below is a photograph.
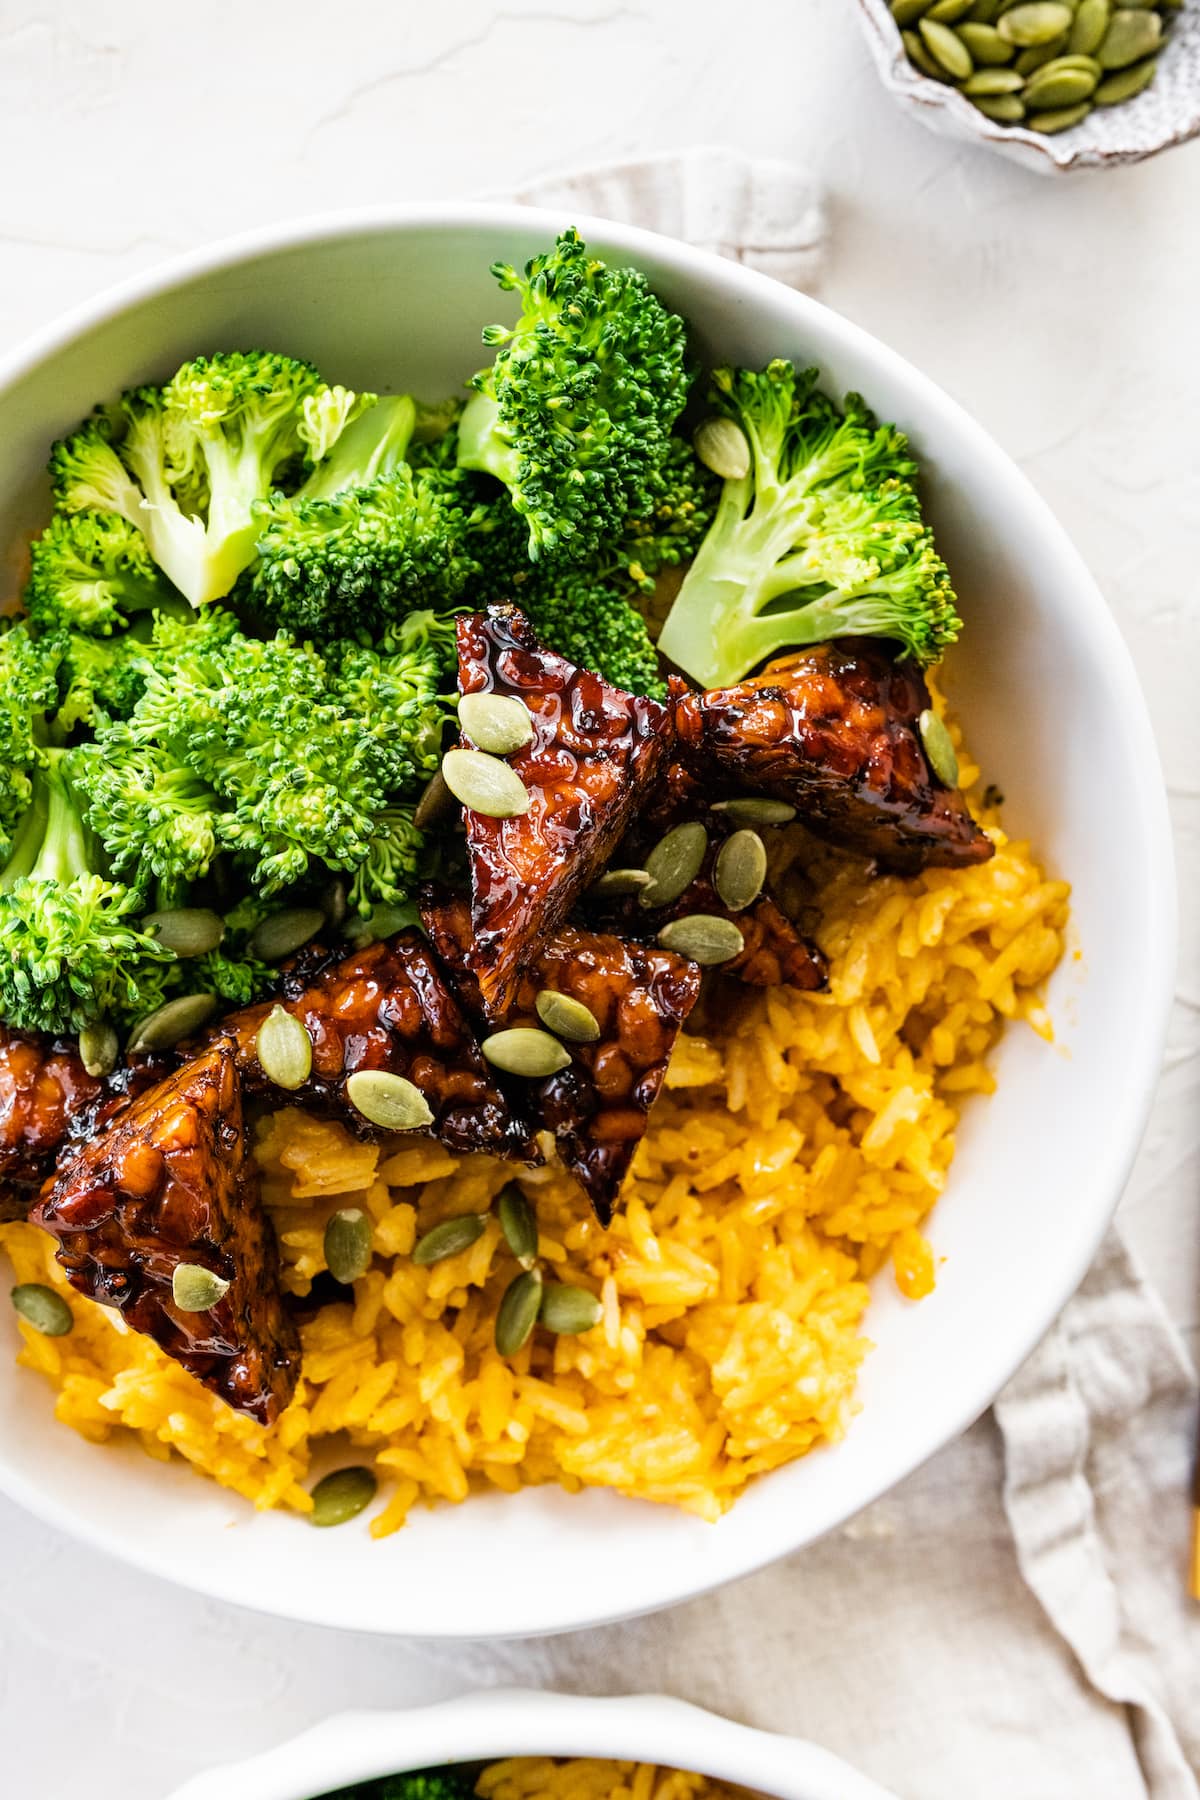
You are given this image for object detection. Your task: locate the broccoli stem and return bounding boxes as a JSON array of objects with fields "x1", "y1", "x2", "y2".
[
  {"x1": 0, "y1": 776, "x2": 50, "y2": 893},
  {"x1": 16, "y1": 757, "x2": 92, "y2": 891},
  {"x1": 455, "y1": 390, "x2": 520, "y2": 489},
  {"x1": 300, "y1": 395, "x2": 418, "y2": 501}
]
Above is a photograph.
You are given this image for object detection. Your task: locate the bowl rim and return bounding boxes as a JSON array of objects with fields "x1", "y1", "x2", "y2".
[
  {"x1": 0, "y1": 201, "x2": 1178, "y2": 1636},
  {"x1": 162, "y1": 1689, "x2": 899, "y2": 1800}
]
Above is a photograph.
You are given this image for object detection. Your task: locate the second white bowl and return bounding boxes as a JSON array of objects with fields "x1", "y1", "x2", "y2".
[{"x1": 164, "y1": 1691, "x2": 899, "y2": 1800}]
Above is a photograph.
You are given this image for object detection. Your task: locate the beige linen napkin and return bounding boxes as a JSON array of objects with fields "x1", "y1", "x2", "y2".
[{"x1": 444, "y1": 147, "x2": 1200, "y2": 1800}]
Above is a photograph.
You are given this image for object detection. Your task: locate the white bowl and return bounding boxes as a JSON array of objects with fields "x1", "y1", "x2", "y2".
[
  {"x1": 0, "y1": 205, "x2": 1175, "y2": 1637},
  {"x1": 163, "y1": 1691, "x2": 898, "y2": 1800},
  {"x1": 853, "y1": 0, "x2": 1200, "y2": 175}
]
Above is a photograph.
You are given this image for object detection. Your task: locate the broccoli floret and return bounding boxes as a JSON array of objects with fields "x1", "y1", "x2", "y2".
[
  {"x1": 618, "y1": 434, "x2": 720, "y2": 591},
  {"x1": 657, "y1": 361, "x2": 962, "y2": 689},
  {"x1": 246, "y1": 397, "x2": 481, "y2": 640},
  {"x1": 457, "y1": 229, "x2": 692, "y2": 561},
  {"x1": 24, "y1": 509, "x2": 189, "y2": 637},
  {"x1": 70, "y1": 730, "x2": 224, "y2": 889},
  {"x1": 0, "y1": 623, "x2": 61, "y2": 859},
  {"x1": 75, "y1": 608, "x2": 454, "y2": 911},
  {"x1": 520, "y1": 567, "x2": 664, "y2": 697},
  {"x1": 320, "y1": 1769, "x2": 475, "y2": 1800},
  {"x1": 0, "y1": 750, "x2": 173, "y2": 1035},
  {"x1": 51, "y1": 353, "x2": 365, "y2": 608}
]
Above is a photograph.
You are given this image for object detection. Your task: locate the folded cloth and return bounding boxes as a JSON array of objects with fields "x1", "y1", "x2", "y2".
[
  {"x1": 426, "y1": 148, "x2": 1200, "y2": 1800},
  {"x1": 506, "y1": 145, "x2": 825, "y2": 291}
]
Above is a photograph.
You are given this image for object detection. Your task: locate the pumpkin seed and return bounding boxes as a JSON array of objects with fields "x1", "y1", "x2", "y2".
[
  {"x1": 249, "y1": 906, "x2": 325, "y2": 964},
  {"x1": 712, "y1": 797, "x2": 797, "y2": 826},
  {"x1": 927, "y1": 0, "x2": 974, "y2": 17},
  {"x1": 141, "y1": 907, "x2": 225, "y2": 958},
  {"x1": 904, "y1": 27, "x2": 953, "y2": 77},
  {"x1": 918, "y1": 709, "x2": 960, "y2": 787},
  {"x1": 345, "y1": 1069, "x2": 434, "y2": 1131},
  {"x1": 539, "y1": 1281, "x2": 603, "y2": 1336},
  {"x1": 958, "y1": 21, "x2": 1019, "y2": 59},
  {"x1": 498, "y1": 1183, "x2": 539, "y2": 1268},
  {"x1": 1023, "y1": 62, "x2": 1099, "y2": 103},
  {"x1": 255, "y1": 1005, "x2": 313, "y2": 1091},
  {"x1": 11, "y1": 1283, "x2": 73, "y2": 1337},
  {"x1": 964, "y1": 65, "x2": 1026, "y2": 90},
  {"x1": 694, "y1": 417, "x2": 751, "y2": 482},
  {"x1": 967, "y1": 0, "x2": 1002, "y2": 18},
  {"x1": 310, "y1": 1465, "x2": 377, "y2": 1528},
  {"x1": 657, "y1": 914, "x2": 746, "y2": 966},
  {"x1": 589, "y1": 867, "x2": 654, "y2": 897},
  {"x1": 891, "y1": 0, "x2": 934, "y2": 20},
  {"x1": 458, "y1": 691, "x2": 534, "y2": 756},
  {"x1": 713, "y1": 830, "x2": 768, "y2": 913},
  {"x1": 324, "y1": 1207, "x2": 373, "y2": 1284},
  {"x1": 171, "y1": 1263, "x2": 230, "y2": 1312},
  {"x1": 1038, "y1": 52, "x2": 1105, "y2": 70},
  {"x1": 127, "y1": 992, "x2": 218, "y2": 1055},
  {"x1": 973, "y1": 92, "x2": 1028, "y2": 117},
  {"x1": 535, "y1": 989, "x2": 601, "y2": 1043},
  {"x1": 78, "y1": 1021, "x2": 118, "y2": 1078},
  {"x1": 413, "y1": 767, "x2": 455, "y2": 831},
  {"x1": 413, "y1": 1212, "x2": 486, "y2": 1265},
  {"x1": 997, "y1": 2, "x2": 1072, "y2": 44},
  {"x1": 480, "y1": 1027, "x2": 572, "y2": 1078},
  {"x1": 1028, "y1": 98, "x2": 1093, "y2": 128},
  {"x1": 495, "y1": 1267, "x2": 544, "y2": 1357},
  {"x1": 1094, "y1": 54, "x2": 1158, "y2": 100},
  {"x1": 1069, "y1": 0, "x2": 1111, "y2": 53},
  {"x1": 640, "y1": 821, "x2": 708, "y2": 908},
  {"x1": 1015, "y1": 32, "x2": 1069, "y2": 71},
  {"x1": 1098, "y1": 6, "x2": 1162, "y2": 65},
  {"x1": 919, "y1": 16, "x2": 975, "y2": 74},
  {"x1": 441, "y1": 747, "x2": 530, "y2": 819}
]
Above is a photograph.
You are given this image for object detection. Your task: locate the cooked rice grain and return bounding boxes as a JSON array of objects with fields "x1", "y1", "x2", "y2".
[
  {"x1": 0, "y1": 796, "x2": 1069, "y2": 1531},
  {"x1": 477, "y1": 1758, "x2": 740, "y2": 1800}
]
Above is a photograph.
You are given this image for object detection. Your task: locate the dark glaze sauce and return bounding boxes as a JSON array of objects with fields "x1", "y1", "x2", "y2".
[
  {"x1": 422, "y1": 890, "x2": 700, "y2": 1225},
  {"x1": 214, "y1": 933, "x2": 539, "y2": 1164},
  {"x1": 0, "y1": 1032, "x2": 103, "y2": 1213},
  {"x1": 673, "y1": 640, "x2": 993, "y2": 872},
  {"x1": 457, "y1": 606, "x2": 670, "y2": 1020},
  {"x1": 34, "y1": 1046, "x2": 299, "y2": 1423}
]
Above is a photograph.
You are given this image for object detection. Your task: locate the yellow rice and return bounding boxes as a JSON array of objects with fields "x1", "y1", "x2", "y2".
[
  {"x1": 475, "y1": 1757, "x2": 740, "y2": 1800},
  {"x1": 0, "y1": 723, "x2": 1069, "y2": 1530}
]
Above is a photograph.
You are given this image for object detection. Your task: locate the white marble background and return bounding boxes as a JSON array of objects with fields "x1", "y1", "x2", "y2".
[{"x1": 0, "y1": 2, "x2": 1196, "y2": 1794}]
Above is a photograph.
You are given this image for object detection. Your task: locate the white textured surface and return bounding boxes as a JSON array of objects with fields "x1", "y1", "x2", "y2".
[{"x1": 0, "y1": 2, "x2": 1196, "y2": 1795}]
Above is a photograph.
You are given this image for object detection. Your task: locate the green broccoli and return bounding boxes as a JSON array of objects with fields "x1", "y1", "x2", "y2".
[
  {"x1": 51, "y1": 353, "x2": 366, "y2": 609},
  {"x1": 319, "y1": 1768, "x2": 475, "y2": 1800},
  {"x1": 246, "y1": 396, "x2": 482, "y2": 640},
  {"x1": 75, "y1": 608, "x2": 455, "y2": 913},
  {"x1": 518, "y1": 567, "x2": 663, "y2": 697},
  {"x1": 24, "y1": 509, "x2": 189, "y2": 637},
  {"x1": 657, "y1": 361, "x2": 962, "y2": 689},
  {"x1": 457, "y1": 229, "x2": 692, "y2": 561}
]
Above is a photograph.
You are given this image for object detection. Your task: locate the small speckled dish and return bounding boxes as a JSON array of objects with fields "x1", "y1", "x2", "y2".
[{"x1": 853, "y1": 0, "x2": 1200, "y2": 173}]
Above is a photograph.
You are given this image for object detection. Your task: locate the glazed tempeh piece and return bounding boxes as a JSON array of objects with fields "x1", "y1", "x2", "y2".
[
  {"x1": 0, "y1": 1029, "x2": 102, "y2": 1212},
  {"x1": 672, "y1": 643, "x2": 993, "y2": 872},
  {"x1": 215, "y1": 933, "x2": 538, "y2": 1164},
  {"x1": 457, "y1": 606, "x2": 672, "y2": 1020},
  {"x1": 422, "y1": 891, "x2": 700, "y2": 1225},
  {"x1": 586, "y1": 838, "x2": 828, "y2": 995},
  {"x1": 33, "y1": 1046, "x2": 299, "y2": 1423}
]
